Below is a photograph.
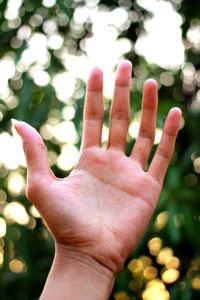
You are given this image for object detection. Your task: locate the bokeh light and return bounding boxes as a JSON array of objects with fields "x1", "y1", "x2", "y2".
[
  {"x1": 0, "y1": 0, "x2": 199, "y2": 298},
  {"x1": 9, "y1": 258, "x2": 26, "y2": 273},
  {"x1": 142, "y1": 279, "x2": 170, "y2": 300},
  {"x1": 0, "y1": 218, "x2": 6, "y2": 238},
  {"x1": 135, "y1": 0, "x2": 184, "y2": 69},
  {"x1": 4, "y1": 202, "x2": 30, "y2": 225}
]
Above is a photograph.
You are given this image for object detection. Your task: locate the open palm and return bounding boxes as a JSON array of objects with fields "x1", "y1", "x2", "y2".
[{"x1": 14, "y1": 61, "x2": 181, "y2": 274}]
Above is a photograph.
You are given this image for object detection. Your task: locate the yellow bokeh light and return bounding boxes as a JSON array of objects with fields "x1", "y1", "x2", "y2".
[
  {"x1": 129, "y1": 278, "x2": 143, "y2": 291},
  {"x1": 9, "y1": 259, "x2": 25, "y2": 273},
  {"x1": 154, "y1": 211, "x2": 168, "y2": 231},
  {"x1": 142, "y1": 279, "x2": 169, "y2": 300},
  {"x1": 114, "y1": 291, "x2": 131, "y2": 300},
  {"x1": 148, "y1": 237, "x2": 162, "y2": 256},
  {"x1": 0, "y1": 251, "x2": 4, "y2": 266},
  {"x1": 0, "y1": 218, "x2": 6, "y2": 238},
  {"x1": 165, "y1": 256, "x2": 180, "y2": 269},
  {"x1": 140, "y1": 256, "x2": 152, "y2": 267},
  {"x1": 157, "y1": 247, "x2": 173, "y2": 265},
  {"x1": 143, "y1": 266, "x2": 158, "y2": 280},
  {"x1": 161, "y1": 268, "x2": 180, "y2": 284},
  {"x1": 128, "y1": 256, "x2": 153, "y2": 278},
  {"x1": 128, "y1": 258, "x2": 144, "y2": 276},
  {"x1": 192, "y1": 275, "x2": 200, "y2": 290},
  {"x1": 142, "y1": 287, "x2": 169, "y2": 300},
  {"x1": 4, "y1": 202, "x2": 30, "y2": 225},
  {"x1": 193, "y1": 157, "x2": 200, "y2": 173}
]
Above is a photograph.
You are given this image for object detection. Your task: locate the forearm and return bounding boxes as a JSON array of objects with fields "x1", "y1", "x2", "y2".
[{"x1": 39, "y1": 244, "x2": 115, "y2": 300}]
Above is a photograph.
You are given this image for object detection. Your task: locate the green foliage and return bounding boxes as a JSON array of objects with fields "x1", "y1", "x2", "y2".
[{"x1": 0, "y1": 0, "x2": 199, "y2": 299}]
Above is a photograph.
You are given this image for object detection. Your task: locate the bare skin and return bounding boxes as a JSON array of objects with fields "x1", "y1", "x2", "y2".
[{"x1": 13, "y1": 61, "x2": 181, "y2": 299}]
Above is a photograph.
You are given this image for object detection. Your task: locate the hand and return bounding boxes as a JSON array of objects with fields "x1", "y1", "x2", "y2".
[{"x1": 13, "y1": 60, "x2": 181, "y2": 298}]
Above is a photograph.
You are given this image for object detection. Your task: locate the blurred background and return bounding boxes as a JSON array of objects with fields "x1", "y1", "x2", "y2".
[{"x1": 0, "y1": 0, "x2": 200, "y2": 299}]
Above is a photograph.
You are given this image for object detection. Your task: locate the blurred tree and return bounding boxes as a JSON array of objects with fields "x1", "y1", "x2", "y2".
[{"x1": 0, "y1": 0, "x2": 199, "y2": 299}]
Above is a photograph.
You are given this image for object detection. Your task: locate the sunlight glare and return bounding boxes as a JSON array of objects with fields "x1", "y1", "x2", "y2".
[{"x1": 136, "y1": 0, "x2": 184, "y2": 69}]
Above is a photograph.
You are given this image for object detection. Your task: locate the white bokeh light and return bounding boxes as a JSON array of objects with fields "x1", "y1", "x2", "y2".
[
  {"x1": 135, "y1": 0, "x2": 185, "y2": 69},
  {"x1": 4, "y1": 202, "x2": 30, "y2": 225},
  {"x1": 0, "y1": 130, "x2": 26, "y2": 170},
  {"x1": 57, "y1": 144, "x2": 79, "y2": 171}
]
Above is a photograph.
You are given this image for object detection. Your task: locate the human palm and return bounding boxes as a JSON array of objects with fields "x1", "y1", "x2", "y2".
[{"x1": 14, "y1": 61, "x2": 181, "y2": 274}]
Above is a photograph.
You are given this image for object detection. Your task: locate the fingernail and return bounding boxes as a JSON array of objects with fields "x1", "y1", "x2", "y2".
[
  {"x1": 11, "y1": 118, "x2": 19, "y2": 126},
  {"x1": 11, "y1": 118, "x2": 21, "y2": 135}
]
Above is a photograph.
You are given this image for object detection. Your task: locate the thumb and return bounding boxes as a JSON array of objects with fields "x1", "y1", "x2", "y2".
[{"x1": 12, "y1": 119, "x2": 53, "y2": 180}]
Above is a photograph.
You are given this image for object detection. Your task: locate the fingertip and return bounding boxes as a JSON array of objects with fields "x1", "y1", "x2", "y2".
[
  {"x1": 169, "y1": 107, "x2": 182, "y2": 116},
  {"x1": 11, "y1": 119, "x2": 24, "y2": 136},
  {"x1": 144, "y1": 78, "x2": 158, "y2": 89},
  {"x1": 168, "y1": 107, "x2": 182, "y2": 125},
  {"x1": 11, "y1": 120, "x2": 44, "y2": 146},
  {"x1": 87, "y1": 66, "x2": 103, "y2": 92},
  {"x1": 169, "y1": 107, "x2": 182, "y2": 121},
  {"x1": 118, "y1": 60, "x2": 132, "y2": 74},
  {"x1": 118, "y1": 59, "x2": 132, "y2": 69},
  {"x1": 115, "y1": 60, "x2": 132, "y2": 86},
  {"x1": 90, "y1": 66, "x2": 103, "y2": 76}
]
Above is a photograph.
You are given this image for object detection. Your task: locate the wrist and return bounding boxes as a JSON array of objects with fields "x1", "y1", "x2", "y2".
[{"x1": 40, "y1": 243, "x2": 115, "y2": 300}]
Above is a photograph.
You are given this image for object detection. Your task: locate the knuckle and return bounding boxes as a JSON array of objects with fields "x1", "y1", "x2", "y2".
[
  {"x1": 157, "y1": 147, "x2": 172, "y2": 160},
  {"x1": 139, "y1": 129, "x2": 154, "y2": 144},
  {"x1": 86, "y1": 112, "x2": 104, "y2": 122},
  {"x1": 111, "y1": 108, "x2": 129, "y2": 121}
]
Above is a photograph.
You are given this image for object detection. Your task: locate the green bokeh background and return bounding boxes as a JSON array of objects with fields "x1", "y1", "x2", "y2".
[{"x1": 0, "y1": 0, "x2": 200, "y2": 299}]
